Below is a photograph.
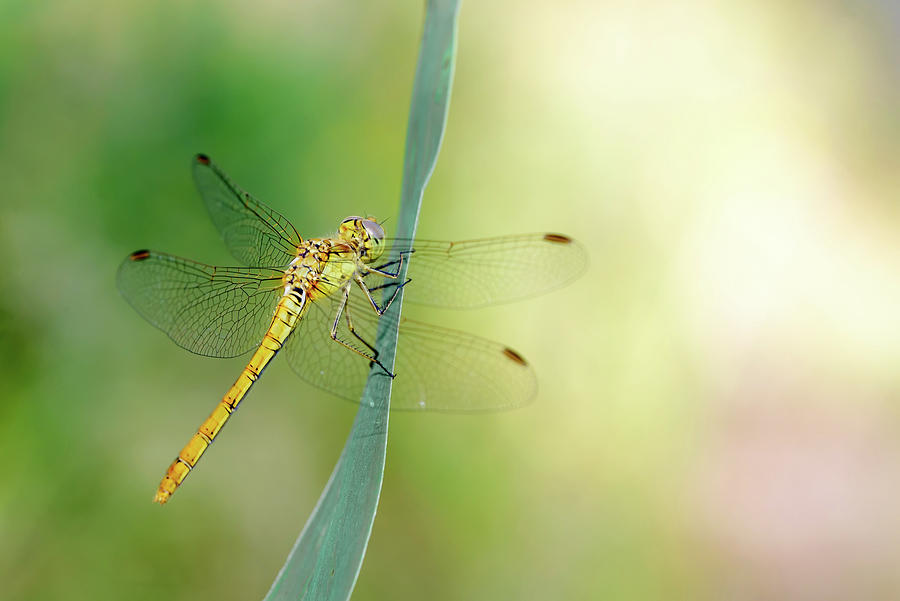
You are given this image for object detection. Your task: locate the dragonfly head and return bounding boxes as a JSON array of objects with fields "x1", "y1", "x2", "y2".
[{"x1": 338, "y1": 216, "x2": 385, "y2": 262}]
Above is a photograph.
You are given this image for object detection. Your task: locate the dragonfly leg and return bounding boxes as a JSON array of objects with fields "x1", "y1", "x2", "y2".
[
  {"x1": 342, "y1": 298, "x2": 377, "y2": 356},
  {"x1": 364, "y1": 249, "x2": 413, "y2": 278},
  {"x1": 329, "y1": 285, "x2": 396, "y2": 377},
  {"x1": 355, "y1": 274, "x2": 411, "y2": 315},
  {"x1": 345, "y1": 301, "x2": 395, "y2": 377}
]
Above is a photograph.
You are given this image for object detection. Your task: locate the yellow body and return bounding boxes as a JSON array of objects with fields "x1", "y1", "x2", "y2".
[
  {"x1": 121, "y1": 155, "x2": 583, "y2": 505},
  {"x1": 153, "y1": 292, "x2": 305, "y2": 503},
  {"x1": 153, "y1": 219, "x2": 384, "y2": 504}
]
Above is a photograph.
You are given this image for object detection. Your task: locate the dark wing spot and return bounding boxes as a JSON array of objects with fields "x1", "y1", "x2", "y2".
[
  {"x1": 129, "y1": 250, "x2": 151, "y2": 261},
  {"x1": 196, "y1": 153, "x2": 211, "y2": 165},
  {"x1": 543, "y1": 233, "x2": 572, "y2": 244},
  {"x1": 502, "y1": 347, "x2": 528, "y2": 366}
]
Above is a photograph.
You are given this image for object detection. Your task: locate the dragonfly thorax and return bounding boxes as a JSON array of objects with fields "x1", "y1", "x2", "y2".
[{"x1": 283, "y1": 238, "x2": 359, "y2": 301}]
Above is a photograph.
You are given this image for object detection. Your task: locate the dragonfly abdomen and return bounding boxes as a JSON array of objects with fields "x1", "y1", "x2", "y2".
[{"x1": 153, "y1": 291, "x2": 307, "y2": 504}]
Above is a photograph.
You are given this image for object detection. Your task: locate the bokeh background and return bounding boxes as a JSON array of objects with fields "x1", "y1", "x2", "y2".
[{"x1": 2, "y1": 1, "x2": 899, "y2": 599}]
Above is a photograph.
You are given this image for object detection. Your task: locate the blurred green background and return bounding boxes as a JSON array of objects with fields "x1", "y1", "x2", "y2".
[{"x1": 2, "y1": 1, "x2": 899, "y2": 599}]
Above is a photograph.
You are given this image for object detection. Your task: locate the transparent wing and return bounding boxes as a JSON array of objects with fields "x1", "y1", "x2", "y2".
[
  {"x1": 192, "y1": 154, "x2": 301, "y2": 267},
  {"x1": 117, "y1": 250, "x2": 284, "y2": 357},
  {"x1": 283, "y1": 288, "x2": 536, "y2": 411},
  {"x1": 363, "y1": 233, "x2": 587, "y2": 309}
]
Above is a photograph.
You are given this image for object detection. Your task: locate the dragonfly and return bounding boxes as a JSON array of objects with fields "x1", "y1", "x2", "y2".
[{"x1": 118, "y1": 154, "x2": 586, "y2": 504}]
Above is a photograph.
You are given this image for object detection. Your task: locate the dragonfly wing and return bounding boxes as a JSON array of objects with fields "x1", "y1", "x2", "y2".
[
  {"x1": 192, "y1": 154, "x2": 302, "y2": 267},
  {"x1": 117, "y1": 250, "x2": 284, "y2": 357},
  {"x1": 368, "y1": 233, "x2": 587, "y2": 309},
  {"x1": 283, "y1": 288, "x2": 536, "y2": 411},
  {"x1": 389, "y1": 316, "x2": 536, "y2": 411}
]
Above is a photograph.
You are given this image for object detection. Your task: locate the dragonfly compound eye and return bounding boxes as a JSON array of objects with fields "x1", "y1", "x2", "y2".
[
  {"x1": 360, "y1": 219, "x2": 385, "y2": 261},
  {"x1": 362, "y1": 219, "x2": 384, "y2": 244}
]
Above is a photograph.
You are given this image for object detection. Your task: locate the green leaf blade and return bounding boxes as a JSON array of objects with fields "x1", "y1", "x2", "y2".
[{"x1": 263, "y1": 1, "x2": 461, "y2": 599}]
